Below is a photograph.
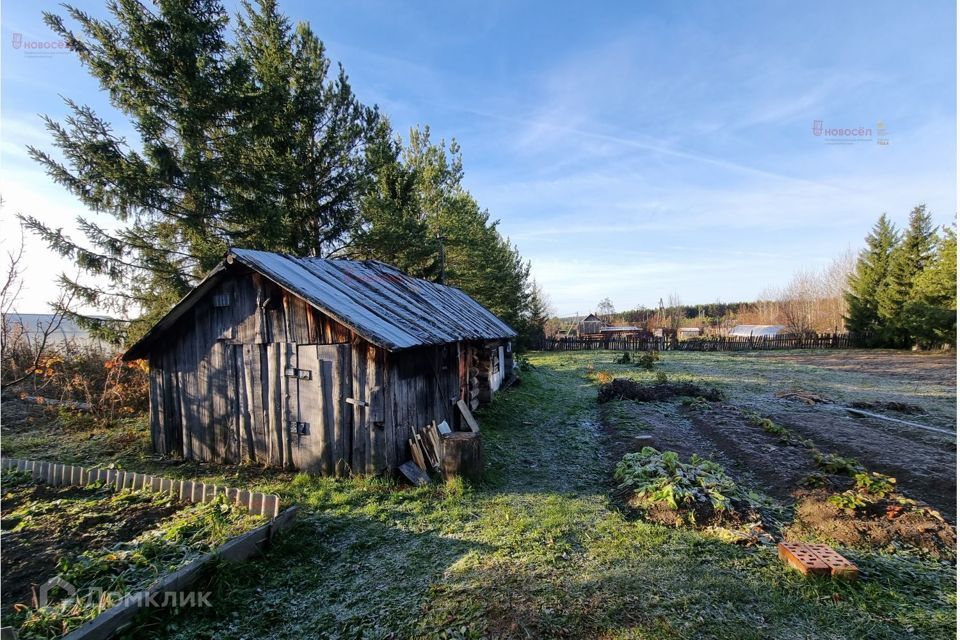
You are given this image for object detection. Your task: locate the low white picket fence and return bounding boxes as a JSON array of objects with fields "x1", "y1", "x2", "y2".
[{"x1": 0, "y1": 457, "x2": 281, "y2": 519}]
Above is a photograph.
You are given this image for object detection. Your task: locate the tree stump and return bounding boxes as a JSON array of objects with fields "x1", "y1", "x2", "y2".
[{"x1": 440, "y1": 432, "x2": 483, "y2": 481}]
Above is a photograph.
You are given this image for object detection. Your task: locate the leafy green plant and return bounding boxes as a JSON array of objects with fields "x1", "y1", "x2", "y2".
[
  {"x1": 654, "y1": 371, "x2": 668, "y2": 384},
  {"x1": 854, "y1": 471, "x2": 897, "y2": 497},
  {"x1": 634, "y1": 351, "x2": 660, "y2": 371},
  {"x1": 614, "y1": 352, "x2": 631, "y2": 364},
  {"x1": 516, "y1": 355, "x2": 533, "y2": 372},
  {"x1": 827, "y1": 471, "x2": 899, "y2": 511},
  {"x1": 614, "y1": 447, "x2": 738, "y2": 512},
  {"x1": 828, "y1": 491, "x2": 869, "y2": 510},
  {"x1": 744, "y1": 412, "x2": 790, "y2": 437},
  {"x1": 681, "y1": 396, "x2": 711, "y2": 410},
  {"x1": 813, "y1": 451, "x2": 864, "y2": 476}
]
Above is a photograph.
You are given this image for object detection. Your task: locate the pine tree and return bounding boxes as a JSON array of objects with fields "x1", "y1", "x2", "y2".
[
  {"x1": 877, "y1": 205, "x2": 937, "y2": 346},
  {"x1": 520, "y1": 282, "x2": 552, "y2": 348},
  {"x1": 844, "y1": 214, "x2": 898, "y2": 343}
]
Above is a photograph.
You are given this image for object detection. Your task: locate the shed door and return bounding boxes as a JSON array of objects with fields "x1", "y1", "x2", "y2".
[{"x1": 284, "y1": 344, "x2": 352, "y2": 475}]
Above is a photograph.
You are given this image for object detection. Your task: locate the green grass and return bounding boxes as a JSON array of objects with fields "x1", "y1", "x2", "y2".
[{"x1": 3, "y1": 350, "x2": 956, "y2": 639}]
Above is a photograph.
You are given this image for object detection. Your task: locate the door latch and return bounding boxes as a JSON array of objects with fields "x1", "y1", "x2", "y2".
[
  {"x1": 288, "y1": 421, "x2": 309, "y2": 435},
  {"x1": 284, "y1": 366, "x2": 312, "y2": 380}
]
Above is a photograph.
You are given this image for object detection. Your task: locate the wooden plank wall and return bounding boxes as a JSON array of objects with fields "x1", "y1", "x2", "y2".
[
  {"x1": 387, "y1": 344, "x2": 460, "y2": 467},
  {"x1": 146, "y1": 267, "x2": 504, "y2": 477},
  {"x1": 148, "y1": 270, "x2": 359, "y2": 470}
]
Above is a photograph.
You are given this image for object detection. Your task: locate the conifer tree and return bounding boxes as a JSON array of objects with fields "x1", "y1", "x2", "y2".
[
  {"x1": 877, "y1": 205, "x2": 937, "y2": 346},
  {"x1": 844, "y1": 214, "x2": 898, "y2": 342},
  {"x1": 901, "y1": 225, "x2": 957, "y2": 348},
  {"x1": 23, "y1": 0, "x2": 378, "y2": 340}
]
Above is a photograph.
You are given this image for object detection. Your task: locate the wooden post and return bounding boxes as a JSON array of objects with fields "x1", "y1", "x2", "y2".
[{"x1": 440, "y1": 432, "x2": 483, "y2": 482}]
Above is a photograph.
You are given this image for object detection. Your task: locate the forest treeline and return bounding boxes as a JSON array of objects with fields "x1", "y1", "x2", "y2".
[{"x1": 23, "y1": 0, "x2": 543, "y2": 347}]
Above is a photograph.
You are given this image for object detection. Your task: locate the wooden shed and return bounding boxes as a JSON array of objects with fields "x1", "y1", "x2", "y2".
[
  {"x1": 577, "y1": 313, "x2": 604, "y2": 336},
  {"x1": 123, "y1": 248, "x2": 515, "y2": 476}
]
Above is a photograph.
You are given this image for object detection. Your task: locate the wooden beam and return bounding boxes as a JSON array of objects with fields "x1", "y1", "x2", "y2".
[{"x1": 457, "y1": 399, "x2": 480, "y2": 433}]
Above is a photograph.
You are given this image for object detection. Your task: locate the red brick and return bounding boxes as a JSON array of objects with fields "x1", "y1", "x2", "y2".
[{"x1": 777, "y1": 542, "x2": 831, "y2": 576}]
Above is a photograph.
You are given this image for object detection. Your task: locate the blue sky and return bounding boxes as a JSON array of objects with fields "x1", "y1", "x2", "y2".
[{"x1": 1, "y1": 0, "x2": 956, "y2": 316}]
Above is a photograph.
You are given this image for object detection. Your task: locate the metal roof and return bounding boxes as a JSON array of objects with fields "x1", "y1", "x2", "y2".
[
  {"x1": 125, "y1": 248, "x2": 515, "y2": 359},
  {"x1": 728, "y1": 324, "x2": 786, "y2": 337}
]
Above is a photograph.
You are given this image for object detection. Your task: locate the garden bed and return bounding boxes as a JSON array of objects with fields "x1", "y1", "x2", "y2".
[{"x1": 0, "y1": 467, "x2": 269, "y2": 639}]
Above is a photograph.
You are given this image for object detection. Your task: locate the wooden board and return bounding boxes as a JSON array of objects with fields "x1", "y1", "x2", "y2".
[
  {"x1": 457, "y1": 399, "x2": 480, "y2": 433},
  {"x1": 237, "y1": 344, "x2": 256, "y2": 462},
  {"x1": 409, "y1": 438, "x2": 427, "y2": 471},
  {"x1": 286, "y1": 345, "x2": 324, "y2": 472},
  {"x1": 265, "y1": 343, "x2": 285, "y2": 467},
  {"x1": 398, "y1": 461, "x2": 431, "y2": 487},
  {"x1": 318, "y1": 344, "x2": 352, "y2": 476},
  {"x1": 351, "y1": 342, "x2": 367, "y2": 473}
]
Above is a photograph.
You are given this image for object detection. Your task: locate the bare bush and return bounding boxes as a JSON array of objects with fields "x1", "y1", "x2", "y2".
[
  {"x1": 776, "y1": 269, "x2": 820, "y2": 336},
  {"x1": 770, "y1": 253, "x2": 856, "y2": 335},
  {"x1": 1, "y1": 218, "x2": 146, "y2": 424}
]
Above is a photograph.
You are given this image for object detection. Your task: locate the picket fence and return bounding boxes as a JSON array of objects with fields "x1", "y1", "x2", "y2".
[
  {"x1": 539, "y1": 332, "x2": 860, "y2": 352},
  {"x1": 0, "y1": 456, "x2": 282, "y2": 518}
]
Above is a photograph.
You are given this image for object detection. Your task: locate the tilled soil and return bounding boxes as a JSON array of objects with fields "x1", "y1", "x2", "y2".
[
  {"x1": 599, "y1": 385, "x2": 957, "y2": 555},
  {"x1": 787, "y1": 489, "x2": 956, "y2": 558},
  {"x1": 601, "y1": 400, "x2": 820, "y2": 503},
  {"x1": 768, "y1": 408, "x2": 956, "y2": 521},
  {"x1": 1, "y1": 481, "x2": 183, "y2": 612}
]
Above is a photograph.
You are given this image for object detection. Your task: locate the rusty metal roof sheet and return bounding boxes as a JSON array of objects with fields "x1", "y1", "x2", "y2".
[{"x1": 125, "y1": 248, "x2": 515, "y2": 359}]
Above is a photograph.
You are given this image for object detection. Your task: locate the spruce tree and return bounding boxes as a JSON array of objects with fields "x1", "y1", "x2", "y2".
[
  {"x1": 23, "y1": 0, "x2": 378, "y2": 341},
  {"x1": 901, "y1": 225, "x2": 957, "y2": 348},
  {"x1": 844, "y1": 214, "x2": 898, "y2": 343},
  {"x1": 352, "y1": 126, "x2": 532, "y2": 334},
  {"x1": 877, "y1": 205, "x2": 937, "y2": 346}
]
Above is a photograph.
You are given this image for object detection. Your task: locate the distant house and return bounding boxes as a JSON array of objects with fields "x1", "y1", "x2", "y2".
[
  {"x1": 577, "y1": 314, "x2": 604, "y2": 335},
  {"x1": 123, "y1": 248, "x2": 515, "y2": 476},
  {"x1": 600, "y1": 325, "x2": 646, "y2": 337},
  {"x1": 677, "y1": 327, "x2": 702, "y2": 340},
  {"x1": 728, "y1": 324, "x2": 786, "y2": 338}
]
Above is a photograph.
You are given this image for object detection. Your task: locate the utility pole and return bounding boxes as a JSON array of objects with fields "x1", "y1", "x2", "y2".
[{"x1": 436, "y1": 231, "x2": 446, "y2": 285}]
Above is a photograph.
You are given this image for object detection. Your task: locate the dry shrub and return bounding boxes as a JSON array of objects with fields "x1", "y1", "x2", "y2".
[
  {"x1": 8, "y1": 341, "x2": 148, "y2": 424},
  {"x1": 596, "y1": 371, "x2": 614, "y2": 384}
]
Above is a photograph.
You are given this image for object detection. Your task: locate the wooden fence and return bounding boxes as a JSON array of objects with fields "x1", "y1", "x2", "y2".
[
  {"x1": 0, "y1": 457, "x2": 282, "y2": 518},
  {"x1": 539, "y1": 333, "x2": 860, "y2": 352}
]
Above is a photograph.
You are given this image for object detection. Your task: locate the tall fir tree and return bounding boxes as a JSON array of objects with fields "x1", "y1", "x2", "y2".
[
  {"x1": 520, "y1": 281, "x2": 552, "y2": 348},
  {"x1": 876, "y1": 205, "x2": 937, "y2": 347},
  {"x1": 352, "y1": 126, "x2": 532, "y2": 334},
  {"x1": 23, "y1": 0, "x2": 378, "y2": 341},
  {"x1": 844, "y1": 214, "x2": 899, "y2": 343},
  {"x1": 901, "y1": 225, "x2": 957, "y2": 348}
]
